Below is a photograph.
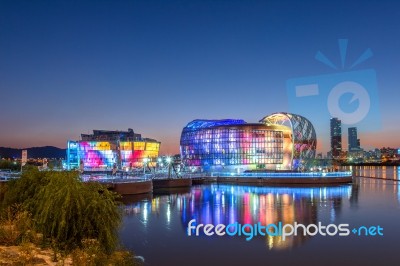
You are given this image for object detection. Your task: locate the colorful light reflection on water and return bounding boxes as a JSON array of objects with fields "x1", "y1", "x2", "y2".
[{"x1": 120, "y1": 167, "x2": 400, "y2": 266}]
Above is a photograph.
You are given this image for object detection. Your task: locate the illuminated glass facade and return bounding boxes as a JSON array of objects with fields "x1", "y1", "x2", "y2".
[
  {"x1": 260, "y1": 112, "x2": 317, "y2": 167},
  {"x1": 67, "y1": 129, "x2": 160, "y2": 170},
  {"x1": 77, "y1": 141, "x2": 117, "y2": 169},
  {"x1": 180, "y1": 113, "x2": 316, "y2": 172},
  {"x1": 180, "y1": 119, "x2": 293, "y2": 172}
]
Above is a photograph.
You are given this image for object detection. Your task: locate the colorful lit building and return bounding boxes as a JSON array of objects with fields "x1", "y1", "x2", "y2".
[
  {"x1": 66, "y1": 128, "x2": 160, "y2": 170},
  {"x1": 180, "y1": 112, "x2": 316, "y2": 172}
]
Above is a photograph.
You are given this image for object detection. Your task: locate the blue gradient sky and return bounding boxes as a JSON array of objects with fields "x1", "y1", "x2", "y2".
[{"x1": 0, "y1": 0, "x2": 399, "y2": 154}]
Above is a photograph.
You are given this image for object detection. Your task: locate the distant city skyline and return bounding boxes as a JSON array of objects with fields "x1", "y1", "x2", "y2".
[
  {"x1": 330, "y1": 118, "x2": 342, "y2": 158},
  {"x1": 348, "y1": 127, "x2": 360, "y2": 151},
  {"x1": 1, "y1": 0, "x2": 399, "y2": 154}
]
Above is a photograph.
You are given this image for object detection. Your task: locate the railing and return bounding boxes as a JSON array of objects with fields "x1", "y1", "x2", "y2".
[
  {"x1": 181, "y1": 173, "x2": 209, "y2": 179},
  {"x1": 210, "y1": 171, "x2": 352, "y2": 178},
  {"x1": 0, "y1": 171, "x2": 21, "y2": 181},
  {"x1": 1, "y1": 170, "x2": 352, "y2": 182},
  {"x1": 80, "y1": 173, "x2": 152, "y2": 183},
  {"x1": 0, "y1": 169, "x2": 12, "y2": 173}
]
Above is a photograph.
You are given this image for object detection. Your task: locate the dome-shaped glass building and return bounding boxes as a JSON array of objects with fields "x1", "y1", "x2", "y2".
[
  {"x1": 180, "y1": 113, "x2": 316, "y2": 172},
  {"x1": 260, "y1": 112, "x2": 317, "y2": 168}
]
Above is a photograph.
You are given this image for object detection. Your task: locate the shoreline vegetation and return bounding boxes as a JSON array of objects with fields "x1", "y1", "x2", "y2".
[{"x1": 0, "y1": 167, "x2": 139, "y2": 265}]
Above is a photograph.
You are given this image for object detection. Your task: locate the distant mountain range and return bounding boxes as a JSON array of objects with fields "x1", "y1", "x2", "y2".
[{"x1": 0, "y1": 146, "x2": 66, "y2": 159}]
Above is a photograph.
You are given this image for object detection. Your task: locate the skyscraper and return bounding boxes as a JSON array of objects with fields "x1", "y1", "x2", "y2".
[
  {"x1": 330, "y1": 118, "x2": 342, "y2": 158},
  {"x1": 348, "y1": 127, "x2": 360, "y2": 151}
]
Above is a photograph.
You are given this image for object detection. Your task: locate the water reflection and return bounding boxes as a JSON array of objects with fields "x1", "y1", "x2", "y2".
[
  {"x1": 123, "y1": 190, "x2": 192, "y2": 229},
  {"x1": 122, "y1": 194, "x2": 153, "y2": 226},
  {"x1": 353, "y1": 165, "x2": 399, "y2": 180},
  {"x1": 350, "y1": 166, "x2": 400, "y2": 203},
  {"x1": 120, "y1": 169, "x2": 400, "y2": 265},
  {"x1": 183, "y1": 185, "x2": 354, "y2": 250},
  {"x1": 122, "y1": 184, "x2": 356, "y2": 251},
  {"x1": 398, "y1": 181, "x2": 400, "y2": 204},
  {"x1": 349, "y1": 177, "x2": 360, "y2": 209}
]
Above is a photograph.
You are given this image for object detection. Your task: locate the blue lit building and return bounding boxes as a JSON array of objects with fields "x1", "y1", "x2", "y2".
[{"x1": 180, "y1": 112, "x2": 316, "y2": 172}]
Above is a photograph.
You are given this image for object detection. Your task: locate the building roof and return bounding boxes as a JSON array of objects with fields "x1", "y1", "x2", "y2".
[{"x1": 184, "y1": 119, "x2": 246, "y2": 130}]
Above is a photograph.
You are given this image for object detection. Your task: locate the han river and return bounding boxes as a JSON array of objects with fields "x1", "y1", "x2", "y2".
[{"x1": 119, "y1": 166, "x2": 400, "y2": 266}]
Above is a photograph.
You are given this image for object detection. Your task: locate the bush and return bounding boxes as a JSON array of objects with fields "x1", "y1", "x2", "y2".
[
  {"x1": 71, "y1": 239, "x2": 137, "y2": 266},
  {"x1": 2, "y1": 167, "x2": 50, "y2": 212},
  {"x1": 0, "y1": 183, "x2": 6, "y2": 203},
  {"x1": 2, "y1": 169, "x2": 124, "y2": 260},
  {"x1": 0, "y1": 204, "x2": 35, "y2": 246}
]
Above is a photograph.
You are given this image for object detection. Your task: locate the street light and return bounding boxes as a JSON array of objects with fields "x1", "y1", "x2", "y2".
[{"x1": 143, "y1": 158, "x2": 149, "y2": 174}]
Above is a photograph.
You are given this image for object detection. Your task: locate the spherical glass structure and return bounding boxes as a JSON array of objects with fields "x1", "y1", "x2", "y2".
[{"x1": 259, "y1": 112, "x2": 317, "y2": 166}]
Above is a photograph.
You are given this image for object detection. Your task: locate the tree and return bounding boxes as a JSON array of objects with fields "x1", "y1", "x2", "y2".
[
  {"x1": 2, "y1": 166, "x2": 49, "y2": 211},
  {"x1": 3, "y1": 169, "x2": 122, "y2": 258},
  {"x1": 0, "y1": 159, "x2": 21, "y2": 171},
  {"x1": 33, "y1": 171, "x2": 122, "y2": 256},
  {"x1": 81, "y1": 182, "x2": 122, "y2": 254}
]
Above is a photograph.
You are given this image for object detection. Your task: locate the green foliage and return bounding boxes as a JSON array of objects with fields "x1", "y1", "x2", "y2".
[
  {"x1": 81, "y1": 182, "x2": 122, "y2": 254},
  {"x1": 0, "y1": 204, "x2": 35, "y2": 246},
  {"x1": 33, "y1": 171, "x2": 86, "y2": 255},
  {"x1": 0, "y1": 160, "x2": 20, "y2": 171},
  {"x1": 2, "y1": 169, "x2": 123, "y2": 259},
  {"x1": 2, "y1": 167, "x2": 49, "y2": 211}
]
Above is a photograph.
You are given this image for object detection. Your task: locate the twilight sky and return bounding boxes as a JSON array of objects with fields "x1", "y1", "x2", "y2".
[{"x1": 0, "y1": 0, "x2": 399, "y2": 154}]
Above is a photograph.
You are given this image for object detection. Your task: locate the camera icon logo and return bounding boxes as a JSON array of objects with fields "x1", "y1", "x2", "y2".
[
  {"x1": 287, "y1": 39, "x2": 381, "y2": 134},
  {"x1": 327, "y1": 80, "x2": 370, "y2": 124}
]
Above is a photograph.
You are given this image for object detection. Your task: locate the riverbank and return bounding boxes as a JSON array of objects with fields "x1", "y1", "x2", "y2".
[
  {"x1": 0, "y1": 244, "x2": 72, "y2": 265},
  {"x1": 0, "y1": 169, "x2": 139, "y2": 265}
]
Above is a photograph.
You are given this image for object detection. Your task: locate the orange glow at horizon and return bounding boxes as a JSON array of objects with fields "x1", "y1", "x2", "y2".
[{"x1": 1, "y1": 129, "x2": 398, "y2": 156}]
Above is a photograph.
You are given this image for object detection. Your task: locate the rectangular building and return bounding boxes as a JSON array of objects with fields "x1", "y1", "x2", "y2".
[
  {"x1": 67, "y1": 128, "x2": 160, "y2": 170},
  {"x1": 348, "y1": 127, "x2": 361, "y2": 151},
  {"x1": 330, "y1": 118, "x2": 342, "y2": 158}
]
